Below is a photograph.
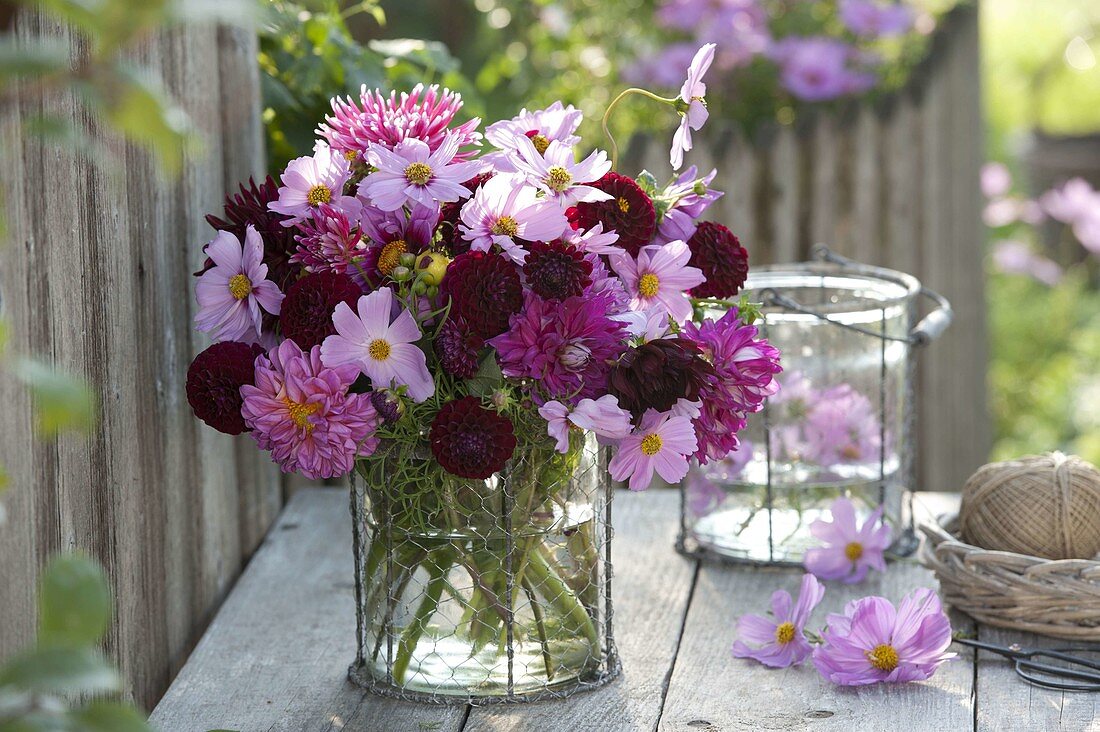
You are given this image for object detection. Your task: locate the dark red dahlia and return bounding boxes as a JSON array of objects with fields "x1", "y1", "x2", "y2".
[
  {"x1": 686, "y1": 221, "x2": 750, "y2": 298},
  {"x1": 186, "y1": 341, "x2": 264, "y2": 435},
  {"x1": 568, "y1": 172, "x2": 656, "y2": 255},
  {"x1": 609, "y1": 338, "x2": 715, "y2": 419},
  {"x1": 435, "y1": 317, "x2": 484, "y2": 378},
  {"x1": 437, "y1": 173, "x2": 494, "y2": 256},
  {"x1": 440, "y1": 251, "x2": 523, "y2": 339},
  {"x1": 370, "y1": 390, "x2": 403, "y2": 425},
  {"x1": 280, "y1": 272, "x2": 363, "y2": 350},
  {"x1": 522, "y1": 239, "x2": 594, "y2": 301},
  {"x1": 429, "y1": 397, "x2": 517, "y2": 479},
  {"x1": 204, "y1": 176, "x2": 301, "y2": 290}
]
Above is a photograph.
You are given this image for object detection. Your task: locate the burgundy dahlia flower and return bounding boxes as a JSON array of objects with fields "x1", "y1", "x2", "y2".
[
  {"x1": 522, "y1": 239, "x2": 593, "y2": 301},
  {"x1": 280, "y1": 272, "x2": 363, "y2": 350},
  {"x1": 429, "y1": 396, "x2": 517, "y2": 479},
  {"x1": 609, "y1": 337, "x2": 714, "y2": 419},
  {"x1": 186, "y1": 341, "x2": 264, "y2": 435},
  {"x1": 435, "y1": 316, "x2": 484, "y2": 378},
  {"x1": 568, "y1": 172, "x2": 657, "y2": 256},
  {"x1": 687, "y1": 221, "x2": 749, "y2": 298},
  {"x1": 440, "y1": 251, "x2": 523, "y2": 339}
]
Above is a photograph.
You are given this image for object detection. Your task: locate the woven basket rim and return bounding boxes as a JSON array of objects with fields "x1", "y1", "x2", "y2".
[{"x1": 920, "y1": 513, "x2": 1100, "y2": 567}]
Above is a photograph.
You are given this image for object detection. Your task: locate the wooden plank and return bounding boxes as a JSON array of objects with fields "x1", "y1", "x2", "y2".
[
  {"x1": 851, "y1": 105, "x2": 880, "y2": 265},
  {"x1": 809, "y1": 113, "x2": 839, "y2": 253},
  {"x1": 769, "y1": 125, "x2": 801, "y2": 263},
  {"x1": 463, "y1": 490, "x2": 697, "y2": 732},
  {"x1": 148, "y1": 488, "x2": 467, "y2": 732},
  {"x1": 720, "y1": 128, "x2": 759, "y2": 262},
  {"x1": 883, "y1": 95, "x2": 921, "y2": 279}
]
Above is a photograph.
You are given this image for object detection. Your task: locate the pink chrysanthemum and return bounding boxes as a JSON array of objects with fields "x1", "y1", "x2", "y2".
[
  {"x1": 194, "y1": 226, "x2": 284, "y2": 343},
  {"x1": 268, "y1": 144, "x2": 358, "y2": 226},
  {"x1": 611, "y1": 240, "x2": 705, "y2": 324},
  {"x1": 240, "y1": 340, "x2": 380, "y2": 480},
  {"x1": 291, "y1": 203, "x2": 368, "y2": 275},
  {"x1": 317, "y1": 83, "x2": 482, "y2": 161},
  {"x1": 608, "y1": 408, "x2": 699, "y2": 491},
  {"x1": 732, "y1": 574, "x2": 825, "y2": 668},
  {"x1": 360, "y1": 135, "x2": 484, "y2": 212}
]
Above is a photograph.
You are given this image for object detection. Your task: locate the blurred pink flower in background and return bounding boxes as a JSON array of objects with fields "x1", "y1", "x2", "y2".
[
  {"x1": 980, "y1": 162, "x2": 1013, "y2": 198},
  {"x1": 839, "y1": 0, "x2": 914, "y2": 37},
  {"x1": 991, "y1": 240, "x2": 1063, "y2": 286},
  {"x1": 768, "y1": 37, "x2": 877, "y2": 102}
]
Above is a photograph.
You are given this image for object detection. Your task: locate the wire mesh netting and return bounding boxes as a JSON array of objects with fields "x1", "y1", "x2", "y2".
[{"x1": 348, "y1": 431, "x2": 620, "y2": 704}]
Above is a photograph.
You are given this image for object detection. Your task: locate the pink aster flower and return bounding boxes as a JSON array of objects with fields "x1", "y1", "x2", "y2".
[
  {"x1": 483, "y1": 101, "x2": 584, "y2": 172},
  {"x1": 320, "y1": 288, "x2": 435, "y2": 402},
  {"x1": 317, "y1": 83, "x2": 481, "y2": 161},
  {"x1": 732, "y1": 573, "x2": 825, "y2": 668},
  {"x1": 195, "y1": 226, "x2": 284, "y2": 342},
  {"x1": 240, "y1": 340, "x2": 380, "y2": 480},
  {"x1": 459, "y1": 174, "x2": 570, "y2": 263},
  {"x1": 511, "y1": 137, "x2": 612, "y2": 208},
  {"x1": 804, "y1": 497, "x2": 892, "y2": 584},
  {"x1": 839, "y1": 0, "x2": 914, "y2": 37},
  {"x1": 609, "y1": 408, "x2": 699, "y2": 491},
  {"x1": 539, "y1": 395, "x2": 633, "y2": 453},
  {"x1": 670, "y1": 43, "x2": 715, "y2": 170},
  {"x1": 291, "y1": 203, "x2": 368, "y2": 275},
  {"x1": 803, "y1": 384, "x2": 880, "y2": 466},
  {"x1": 360, "y1": 134, "x2": 483, "y2": 212},
  {"x1": 269, "y1": 143, "x2": 357, "y2": 225},
  {"x1": 812, "y1": 588, "x2": 955, "y2": 686},
  {"x1": 611, "y1": 240, "x2": 704, "y2": 324}
]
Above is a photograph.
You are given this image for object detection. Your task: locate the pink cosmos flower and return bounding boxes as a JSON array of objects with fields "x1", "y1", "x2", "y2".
[
  {"x1": 240, "y1": 340, "x2": 380, "y2": 480},
  {"x1": 655, "y1": 166, "x2": 723, "y2": 245},
  {"x1": 459, "y1": 174, "x2": 569, "y2": 263},
  {"x1": 980, "y1": 162, "x2": 1012, "y2": 199},
  {"x1": 839, "y1": 0, "x2": 914, "y2": 37},
  {"x1": 614, "y1": 306, "x2": 673, "y2": 342},
  {"x1": 609, "y1": 408, "x2": 699, "y2": 491},
  {"x1": 611, "y1": 240, "x2": 705, "y2": 324},
  {"x1": 769, "y1": 37, "x2": 876, "y2": 102},
  {"x1": 670, "y1": 43, "x2": 716, "y2": 170},
  {"x1": 483, "y1": 101, "x2": 583, "y2": 172},
  {"x1": 269, "y1": 144, "x2": 357, "y2": 225},
  {"x1": 195, "y1": 226, "x2": 284, "y2": 342},
  {"x1": 563, "y1": 222, "x2": 626, "y2": 258},
  {"x1": 802, "y1": 384, "x2": 880, "y2": 466},
  {"x1": 320, "y1": 288, "x2": 435, "y2": 402},
  {"x1": 991, "y1": 240, "x2": 1064, "y2": 286},
  {"x1": 685, "y1": 443, "x2": 754, "y2": 516},
  {"x1": 539, "y1": 395, "x2": 634, "y2": 453},
  {"x1": 359, "y1": 134, "x2": 484, "y2": 212},
  {"x1": 1039, "y1": 177, "x2": 1100, "y2": 226},
  {"x1": 511, "y1": 137, "x2": 612, "y2": 208},
  {"x1": 812, "y1": 588, "x2": 955, "y2": 685},
  {"x1": 804, "y1": 497, "x2": 891, "y2": 584},
  {"x1": 291, "y1": 203, "x2": 367, "y2": 275},
  {"x1": 732, "y1": 573, "x2": 825, "y2": 668}
]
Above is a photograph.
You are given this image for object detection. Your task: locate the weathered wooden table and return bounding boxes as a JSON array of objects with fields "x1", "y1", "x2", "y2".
[{"x1": 150, "y1": 489, "x2": 1099, "y2": 731}]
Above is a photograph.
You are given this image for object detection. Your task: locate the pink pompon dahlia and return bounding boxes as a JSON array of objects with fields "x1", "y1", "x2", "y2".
[
  {"x1": 609, "y1": 407, "x2": 699, "y2": 491},
  {"x1": 291, "y1": 203, "x2": 368, "y2": 275},
  {"x1": 360, "y1": 135, "x2": 484, "y2": 212},
  {"x1": 194, "y1": 226, "x2": 284, "y2": 343},
  {"x1": 459, "y1": 174, "x2": 569, "y2": 263},
  {"x1": 317, "y1": 83, "x2": 482, "y2": 162},
  {"x1": 732, "y1": 573, "x2": 825, "y2": 668},
  {"x1": 812, "y1": 588, "x2": 955, "y2": 686},
  {"x1": 269, "y1": 144, "x2": 357, "y2": 225},
  {"x1": 538, "y1": 395, "x2": 633, "y2": 453},
  {"x1": 611, "y1": 240, "x2": 704, "y2": 324},
  {"x1": 804, "y1": 497, "x2": 892, "y2": 584},
  {"x1": 671, "y1": 43, "x2": 715, "y2": 170},
  {"x1": 511, "y1": 137, "x2": 612, "y2": 208},
  {"x1": 240, "y1": 340, "x2": 380, "y2": 480}
]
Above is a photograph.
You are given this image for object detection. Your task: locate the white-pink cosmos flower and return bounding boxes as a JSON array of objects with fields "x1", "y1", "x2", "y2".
[
  {"x1": 563, "y1": 222, "x2": 625, "y2": 258},
  {"x1": 670, "y1": 43, "x2": 716, "y2": 170},
  {"x1": 511, "y1": 137, "x2": 612, "y2": 208},
  {"x1": 459, "y1": 174, "x2": 569, "y2": 263},
  {"x1": 539, "y1": 395, "x2": 634, "y2": 453},
  {"x1": 194, "y1": 225, "x2": 283, "y2": 342},
  {"x1": 611, "y1": 240, "x2": 705, "y2": 324},
  {"x1": 483, "y1": 101, "x2": 584, "y2": 172},
  {"x1": 609, "y1": 408, "x2": 698, "y2": 491},
  {"x1": 359, "y1": 133, "x2": 484, "y2": 212},
  {"x1": 269, "y1": 143, "x2": 357, "y2": 225},
  {"x1": 320, "y1": 288, "x2": 435, "y2": 402}
]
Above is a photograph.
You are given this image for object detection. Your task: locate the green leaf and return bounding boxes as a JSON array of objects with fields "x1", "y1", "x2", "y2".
[
  {"x1": 636, "y1": 170, "x2": 659, "y2": 196},
  {"x1": 0, "y1": 38, "x2": 71, "y2": 87},
  {"x1": 466, "y1": 355, "x2": 503, "y2": 399},
  {"x1": 70, "y1": 701, "x2": 153, "y2": 732},
  {"x1": 12, "y1": 358, "x2": 96, "y2": 436},
  {"x1": 39, "y1": 555, "x2": 112, "y2": 648},
  {"x1": 0, "y1": 647, "x2": 119, "y2": 695}
]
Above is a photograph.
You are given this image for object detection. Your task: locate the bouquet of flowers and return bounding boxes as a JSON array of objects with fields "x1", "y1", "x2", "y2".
[{"x1": 185, "y1": 45, "x2": 781, "y2": 695}]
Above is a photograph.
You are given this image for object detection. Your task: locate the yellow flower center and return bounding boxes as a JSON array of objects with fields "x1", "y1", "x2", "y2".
[
  {"x1": 343, "y1": 149, "x2": 359, "y2": 161},
  {"x1": 845, "y1": 542, "x2": 864, "y2": 561},
  {"x1": 546, "y1": 165, "x2": 572, "y2": 193},
  {"x1": 228, "y1": 274, "x2": 252, "y2": 300},
  {"x1": 638, "y1": 273, "x2": 660, "y2": 298},
  {"x1": 617, "y1": 196, "x2": 630, "y2": 213},
  {"x1": 774, "y1": 622, "x2": 796, "y2": 645},
  {"x1": 867, "y1": 644, "x2": 899, "y2": 672},
  {"x1": 404, "y1": 162, "x2": 433, "y2": 185},
  {"x1": 491, "y1": 215, "x2": 519, "y2": 237},
  {"x1": 531, "y1": 134, "x2": 550, "y2": 154},
  {"x1": 306, "y1": 184, "x2": 332, "y2": 206},
  {"x1": 368, "y1": 338, "x2": 392, "y2": 361},
  {"x1": 283, "y1": 398, "x2": 319, "y2": 432},
  {"x1": 378, "y1": 239, "x2": 407, "y2": 276},
  {"x1": 640, "y1": 433, "x2": 663, "y2": 456}
]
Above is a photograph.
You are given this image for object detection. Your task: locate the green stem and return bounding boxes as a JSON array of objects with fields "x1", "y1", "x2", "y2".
[
  {"x1": 392, "y1": 548, "x2": 454, "y2": 684},
  {"x1": 523, "y1": 577, "x2": 554, "y2": 681},
  {"x1": 601, "y1": 87, "x2": 679, "y2": 170},
  {"x1": 525, "y1": 546, "x2": 599, "y2": 650}
]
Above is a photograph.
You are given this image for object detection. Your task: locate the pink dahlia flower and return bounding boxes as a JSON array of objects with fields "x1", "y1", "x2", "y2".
[
  {"x1": 670, "y1": 43, "x2": 715, "y2": 170},
  {"x1": 804, "y1": 497, "x2": 891, "y2": 584},
  {"x1": 321, "y1": 288, "x2": 435, "y2": 403},
  {"x1": 511, "y1": 137, "x2": 612, "y2": 208},
  {"x1": 194, "y1": 226, "x2": 284, "y2": 343},
  {"x1": 609, "y1": 408, "x2": 698, "y2": 491},
  {"x1": 291, "y1": 203, "x2": 368, "y2": 275},
  {"x1": 611, "y1": 240, "x2": 704, "y2": 324},
  {"x1": 813, "y1": 588, "x2": 955, "y2": 685},
  {"x1": 459, "y1": 174, "x2": 569, "y2": 263},
  {"x1": 240, "y1": 340, "x2": 380, "y2": 480},
  {"x1": 483, "y1": 101, "x2": 583, "y2": 172},
  {"x1": 317, "y1": 83, "x2": 481, "y2": 161},
  {"x1": 538, "y1": 395, "x2": 633, "y2": 453},
  {"x1": 268, "y1": 143, "x2": 357, "y2": 225},
  {"x1": 732, "y1": 573, "x2": 825, "y2": 668},
  {"x1": 359, "y1": 135, "x2": 484, "y2": 212}
]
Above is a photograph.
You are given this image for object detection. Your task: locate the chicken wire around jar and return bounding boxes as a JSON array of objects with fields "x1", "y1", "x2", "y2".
[
  {"x1": 678, "y1": 246, "x2": 952, "y2": 566},
  {"x1": 347, "y1": 432, "x2": 620, "y2": 704}
]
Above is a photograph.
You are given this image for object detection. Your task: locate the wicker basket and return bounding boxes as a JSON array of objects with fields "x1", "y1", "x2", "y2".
[{"x1": 920, "y1": 514, "x2": 1100, "y2": 640}]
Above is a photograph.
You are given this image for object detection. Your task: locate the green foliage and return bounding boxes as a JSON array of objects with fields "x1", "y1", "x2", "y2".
[
  {"x1": 38, "y1": 556, "x2": 112, "y2": 648},
  {"x1": 11, "y1": 358, "x2": 96, "y2": 436}
]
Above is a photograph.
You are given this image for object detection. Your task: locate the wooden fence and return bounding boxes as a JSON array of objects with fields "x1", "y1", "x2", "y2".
[
  {"x1": 627, "y1": 4, "x2": 988, "y2": 496},
  {"x1": 0, "y1": 13, "x2": 280, "y2": 710}
]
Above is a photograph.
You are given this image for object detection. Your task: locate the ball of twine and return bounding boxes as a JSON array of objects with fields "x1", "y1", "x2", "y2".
[{"x1": 959, "y1": 452, "x2": 1100, "y2": 560}]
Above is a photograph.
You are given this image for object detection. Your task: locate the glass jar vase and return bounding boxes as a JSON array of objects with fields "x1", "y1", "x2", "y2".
[
  {"x1": 679, "y1": 247, "x2": 952, "y2": 565},
  {"x1": 348, "y1": 432, "x2": 619, "y2": 703}
]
